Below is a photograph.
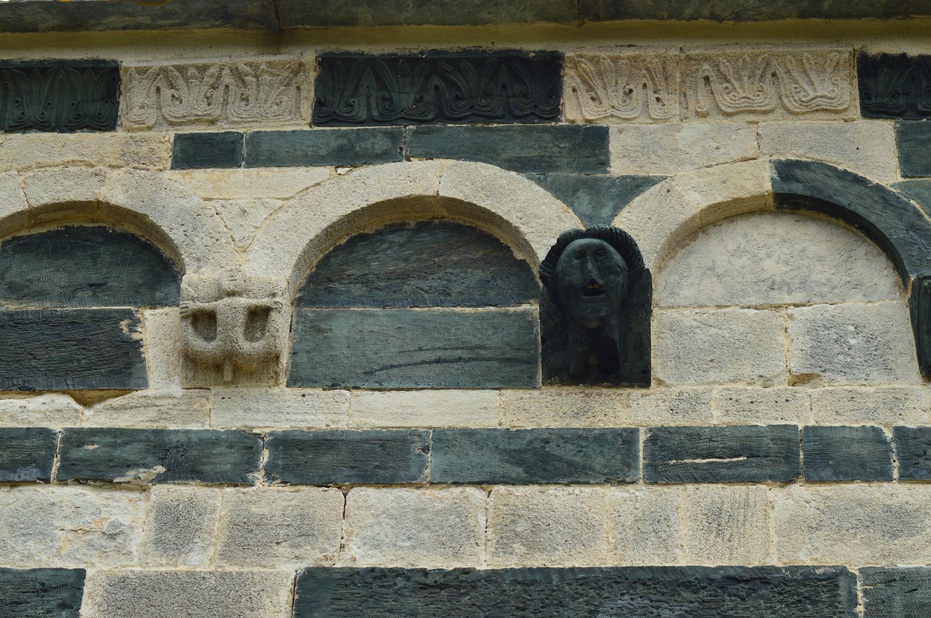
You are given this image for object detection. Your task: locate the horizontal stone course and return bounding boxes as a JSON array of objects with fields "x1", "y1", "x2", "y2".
[
  {"x1": 0, "y1": 568, "x2": 85, "y2": 618},
  {"x1": 171, "y1": 132, "x2": 243, "y2": 170},
  {"x1": 802, "y1": 426, "x2": 893, "y2": 481},
  {"x1": 245, "y1": 128, "x2": 403, "y2": 168}
]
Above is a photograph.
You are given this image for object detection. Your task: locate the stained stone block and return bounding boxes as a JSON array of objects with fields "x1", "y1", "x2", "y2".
[
  {"x1": 245, "y1": 128, "x2": 404, "y2": 168},
  {"x1": 526, "y1": 174, "x2": 663, "y2": 227},
  {"x1": 644, "y1": 425, "x2": 801, "y2": 483},
  {"x1": 0, "y1": 428, "x2": 57, "y2": 482},
  {"x1": 0, "y1": 568, "x2": 85, "y2": 618},
  {"x1": 896, "y1": 121, "x2": 931, "y2": 177},
  {"x1": 294, "y1": 566, "x2": 857, "y2": 617},
  {"x1": 859, "y1": 53, "x2": 931, "y2": 119},
  {"x1": 893, "y1": 427, "x2": 931, "y2": 480},
  {"x1": 802, "y1": 426, "x2": 893, "y2": 482},
  {"x1": 0, "y1": 309, "x2": 147, "y2": 391},
  {"x1": 861, "y1": 568, "x2": 931, "y2": 617},
  {"x1": 265, "y1": 430, "x2": 430, "y2": 485},
  {"x1": 57, "y1": 428, "x2": 262, "y2": 485},
  {"x1": 431, "y1": 428, "x2": 639, "y2": 484},
  {"x1": 171, "y1": 132, "x2": 243, "y2": 169}
]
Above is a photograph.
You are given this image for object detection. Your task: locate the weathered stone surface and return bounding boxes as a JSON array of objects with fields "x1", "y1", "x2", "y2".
[
  {"x1": 84, "y1": 390, "x2": 209, "y2": 428},
  {"x1": 123, "y1": 59, "x2": 312, "y2": 131},
  {"x1": 295, "y1": 566, "x2": 857, "y2": 617},
  {"x1": 431, "y1": 428, "x2": 638, "y2": 484},
  {"x1": 644, "y1": 425, "x2": 800, "y2": 483},
  {"x1": 802, "y1": 426, "x2": 893, "y2": 481},
  {"x1": 216, "y1": 487, "x2": 343, "y2": 567},
  {"x1": 774, "y1": 485, "x2": 931, "y2": 565},
  {"x1": 212, "y1": 198, "x2": 283, "y2": 250},
  {"x1": 610, "y1": 123, "x2": 758, "y2": 175},
  {"x1": 0, "y1": 568, "x2": 85, "y2": 618},
  {"x1": 714, "y1": 387, "x2": 810, "y2": 425},
  {"x1": 0, "y1": 394, "x2": 82, "y2": 427},
  {"x1": 0, "y1": 309, "x2": 147, "y2": 391},
  {"x1": 896, "y1": 120, "x2": 931, "y2": 177},
  {"x1": 0, "y1": 428, "x2": 56, "y2": 482},
  {"x1": 583, "y1": 0, "x2": 905, "y2": 20},
  {"x1": 408, "y1": 125, "x2": 608, "y2": 174},
  {"x1": 313, "y1": 53, "x2": 561, "y2": 125},
  {"x1": 858, "y1": 53, "x2": 931, "y2": 119},
  {"x1": 289, "y1": 308, "x2": 540, "y2": 388},
  {"x1": 211, "y1": 389, "x2": 350, "y2": 429},
  {"x1": 20, "y1": 166, "x2": 107, "y2": 209},
  {"x1": 265, "y1": 430, "x2": 429, "y2": 485},
  {"x1": 488, "y1": 486, "x2": 612, "y2": 567},
  {"x1": 137, "y1": 486, "x2": 221, "y2": 567},
  {"x1": 625, "y1": 388, "x2": 714, "y2": 425},
  {"x1": 787, "y1": 302, "x2": 919, "y2": 385},
  {"x1": 171, "y1": 132, "x2": 243, "y2": 170},
  {"x1": 527, "y1": 174, "x2": 663, "y2": 228},
  {"x1": 895, "y1": 179, "x2": 931, "y2": 217},
  {"x1": 245, "y1": 128, "x2": 403, "y2": 168},
  {"x1": 82, "y1": 570, "x2": 294, "y2": 618},
  {"x1": 810, "y1": 387, "x2": 929, "y2": 425},
  {"x1": 656, "y1": 212, "x2": 902, "y2": 307},
  {"x1": 0, "y1": 133, "x2": 171, "y2": 171},
  {"x1": 611, "y1": 487, "x2": 679, "y2": 565},
  {"x1": 861, "y1": 568, "x2": 931, "y2": 618},
  {"x1": 893, "y1": 426, "x2": 931, "y2": 480},
  {"x1": 57, "y1": 428, "x2": 261, "y2": 485},
  {"x1": 297, "y1": 220, "x2": 538, "y2": 308},
  {"x1": 167, "y1": 167, "x2": 331, "y2": 200},
  {"x1": 344, "y1": 487, "x2": 485, "y2": 567},
  {"x1": 682, "y1": 485, "x2": 771, "y2": 565},
  {"x1": 653, "y1": 308, "x2": 786, "y2": 385},
  {"x1": 350, "y1": 390, "x2": 499, "y2": 428},
  {"x1": 142, "y1": 309, "x2": 182, "y2": 389}
]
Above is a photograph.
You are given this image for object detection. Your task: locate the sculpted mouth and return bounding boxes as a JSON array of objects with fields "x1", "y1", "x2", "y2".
[{"x1": 582, "y1": 281, "x2": 605, "y2": 297}]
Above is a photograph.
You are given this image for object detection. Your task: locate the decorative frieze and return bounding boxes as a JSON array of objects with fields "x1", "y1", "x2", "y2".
[
  {"x1": 858, "y1": 53, "x2": 931, "y2": 119},
  {"x1": 122, "y1": 60, "x2": 312, "y2": 130}
]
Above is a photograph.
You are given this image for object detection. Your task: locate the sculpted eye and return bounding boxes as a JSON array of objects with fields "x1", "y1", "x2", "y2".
[
  {"x1": 595, "y1": 248, "x2": 607, "y2": 258},
  {"x1": 573, "y1": 252, "x2": 583, "y2": 260}
]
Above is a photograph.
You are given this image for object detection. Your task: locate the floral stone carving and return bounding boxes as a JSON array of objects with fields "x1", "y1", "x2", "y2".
[{"x1": 858, "y1": 53, "x2": 931, "y2": 119}]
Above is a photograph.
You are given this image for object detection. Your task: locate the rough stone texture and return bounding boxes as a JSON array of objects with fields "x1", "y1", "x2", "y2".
[
  {"x1": 0, "y1": 173, "x2": 26, "y2": 221},
  {"x1": 645, "y1": 425, "x2": 800, "y2": 483},
  {"x1": 895, "y1": 179, "x2": 931, "y2": 218},
  {"x1": 802, "y1": 426, "x2": 893, "y2": 481},
  {"x1": 487, "y1": 486, "x2": 612, "y2": 567},
  {"x1": 407, "y1": 125, "x2": 609, "y2": 174},
  {"x1": 143, "y1": 309, "x2": 183, "y2": 389},
  {"x1": 350, "y1": 390, "x2": 499, "y2": 429},
  {"x1": 625, "y1": 388, "x2": 714, "y2": 425},
  {"x1": 431, "y1": 428, "x2": 639, "y2": 485},
  {"x1": 246, "y1": 128, "x2": 403, "y2": 168},
  {"x1": 137, "y1": 486, "x2": 221, "y2": 567},
  {"x1": 20, "y1": 166, "x2": 107, "y2": 209},
  {"x1": 653, "y1": 308, "x2": 786, "y2": 385},
  {"x1": 211, "y1": 389, "x2": 350, "y2": 429},
  {"x1": 0, "y1": 568, "x2": 85, "y2": 618},
  {"x1": 809, "y1": 386, "x2": 929, "y2": 425},
  {"x1": 0, "y1": 394, "x2": 82, "y2": 427},
  {"x1": 57, "y1": 428, "x2": 261, "y2": 485},
  {"x1": 209, "y1": 198, "x2": 282, "y2": 250},
  {"x1": 82, "y1": 570, "x2": 294, "y2": 618},
  {"x1": 774, "y1": 485, "x2": 931, "y2": 565},
  {"x1": 714, "y1": 387, "x2": 810, "y2": 424},
  {"x1": 216, "y1": 487, "x2": 343, "y2": 567},
  {"x1": 893, "y1": 426, "x2": 931, "y2": 480},
  {"x1": 0, "y1": 308, "x2": 148, "y2": 391},
  {"x1": 289, "y1": 308, "x2": 540, "y2": 389},
  {"x1": 166, "y1": 167, "x2": 330, "y2": 200},
  {"x1": 265, "y1": 430, "x2": 429, "y2": 485},
  {"x1": 656, "y1": 212, "x2": 901, "y2": 307},
  {"x1": 610, "y1": 124, "x2": 758, "y2": 175},
  {"x1": 787, "y1": 302, "x2": 920, "y2": 385},
  {"x1": 343, "y1": 487, "x2": 485, "y2": 567},
  {"x1": 0, "y1": 486, "x2": 145, "y2": 567},
  {"x1": 611, "y1": 487, "x2": 679, "y2": 566},
  {"x1": 282, "y1": 1, "x2": 577, "y2": 28},
  {"x1": 527, "y1": 173, "x2": 663, "y2": 227},
  {"x1": 682, "y1": 485, "x2": 771, "y2": 565},
  {"x1": 0, "y1": 133, "x2": 171, "y2": 171},
  {"x1": 295, "y1": 566, "x2": 857, "y2": 617},
  {"x1": 83, "y1": 390, "x2": 210, "y2": 428},
  {"x1": 858, "y1": 52, "x2": 931, "y2": 119},
  {"x1": 0, "y1": 428, "x2": 57, "y2": 482},
  {"x1": 171, "y1": 132, "x2": 243, "y2": 170},
  {"x1": 896, "y1": 120, "x2": 931, "y2": 177},
  {"x1": 861, "y1": 567, "x2": 931, "y2": 618}
]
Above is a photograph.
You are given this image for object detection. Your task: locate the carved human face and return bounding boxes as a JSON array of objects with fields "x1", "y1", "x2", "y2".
[{"x1": 554, "y1": 238, "x2": 629, "y2": 328}]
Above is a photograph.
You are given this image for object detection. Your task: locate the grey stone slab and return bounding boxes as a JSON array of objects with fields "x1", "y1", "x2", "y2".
[
  {"x1": 57, "y1": 428, "x2": 261, "y2": 485},
  {"x1": 893, "y1": 426, "x2": 931, "y2": 480},
  {"x1": 859, "y1": 53, "x2": 931, "y2": 119},
  {"x1": 0, "y1": 568, "x2": 85, "y2": 618},
  {"x1": 0, "y1": 226, "x2": 180, "y2": 308},
  {"x1": 266, "y1": 430, "x2": 429, "y2": 485},
  {"x1": 288, "y1": 308, "x2": 540, "y2": 389},
  {"x1": 896, "y1": 121, "x2": 931, "y2": 177},
  {"x1": 0, "y1": 428, "x2": 57, "y2": 482},
  {"x1": 0, "y1": 309, "x2": 147, "y2": 391},
  {"x1": 526, "y1": 174, "x2": 663, "y2": 227},
  {"x1": 644, "y1": 425, "x2": 801, "y2": 483},
  {"x1": 802, "y1": 426, "x2": 893, "y2": 482},
  {"x1": 862, "y1": 567, "x2": 931, "y2": 617},
  {"x1": 171, "y1": 132, "x2": 243, "y2": 170},
  {"x1": 297, "y1": 220, "x2": 539, "y2": 308},
  {"x1": 581, "y1": 0, "x2": 906, "y2": 21},
  {"x1": 407, "y1": 125, "x2": 609, "y2": 174},
  {"x1": 295, "y1": 566, "x2": 857, "y2": 617},
  {"x1": 245, "y1": 129, "x2": 403, "y2": 167},
  {"x1": 892, "y1": 180, "x2": 931, "y2": 217},
  {"x1": 431, "y1": 428, "x2": 639, "y2": 484}
]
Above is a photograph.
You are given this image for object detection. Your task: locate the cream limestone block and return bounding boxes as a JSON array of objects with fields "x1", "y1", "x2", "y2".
[
  {"x1": 610, "y1": 124, "x2": 758, "y2": 175},
  {"x1": 809, "y1": 386, "x2": 930, "y2": 426},
  {"x1": 216, "y1": 487, "x2": 343, "y2": 568},
  {"x1": 487, "y1": 486, "x2": 612, "y2": 567},
  {"x1": 787, "y1": 302, "x2": 920, "y2": 385},
  {"x1": 654, "y1": 308, "x2": 787, "y2": 386},
  {"x1": 166, "y1": 168, "x2": 331, "y2": 200},
  {"x1": 21, "y1": 167, "x2": 106, "y2": 209},
  {"x1": 0, "y1": 394, "x2": 82, "y2": 427},
  {"x1": 0, "y1": 133, "x2": 171, "y2": 171},
  {"x1": 681, "y1": 485, "x2": 772, "y2": 565},
  {"x1": 677, "y1": 159, "x2": 773, "y2": 226},
  {"x1": 83, "y1": 390, "x2": 210, "y2": 428},
  {"x1": 612, "y1": 487, "x2": 680, "y2": 566},
  {"x1": 137, "y1": 486, "x2": 221, "y2": 567},
  {"x1": 0, "y1": 486, "x2": 145, "y2": 567},
  {"x1": 212, "y1": 198, "x2": 283, "y2": 251},
  {"x1": 0, "y1": 173, "x2": 26, "y2": 222},
  {"x1": 350, "y1": 390, "x2": 499, "y2": 429},
  {"x1": 759, "y1": 121, "x2": 898, "y2": 182},
  {"x1": 81, "y1": 570, "x2": 294, "y2": 618},
  {"x1": 714, "y1": 387, "x2": 811, "y2": 424},
  {"x1": 211, "y1": 388, "x2": 350, "y2": 429},
  {"x1": 774, "y1": 485, "x2": 931, "y2": 565},
  {"x1": 343, "y1": 487, "x2": 486, "y2": 568},
  {"x1": 144, "y1": 308, "x2": 182, "y2": 389},
  {"x1": 625, "y1": 388, "x2": 714, "y2": 425},
  {"x1": 498, "y1": 389, "x2": 625, "y2": 428}
]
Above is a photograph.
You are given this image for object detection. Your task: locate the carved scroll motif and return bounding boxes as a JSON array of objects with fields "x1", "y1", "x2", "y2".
[
  {"x1": 564, "y1": 54, "x2": 680, "y2": 122},
  {"x1": 858, "y1": 53, "x2": 931, "y2": 119}
]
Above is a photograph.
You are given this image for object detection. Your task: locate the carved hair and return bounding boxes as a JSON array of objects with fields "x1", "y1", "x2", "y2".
[{"x1": 538, "y1": 225, "x2": 646, "y2": 293}]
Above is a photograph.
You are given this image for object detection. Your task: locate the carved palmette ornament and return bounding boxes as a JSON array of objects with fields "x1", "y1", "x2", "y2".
[
  {"x1": 179, "y1": 272, "x2": 288, "y2": 384},
  {"x1": 564, "y1": 54, "x2": 680, "y2": 122}
]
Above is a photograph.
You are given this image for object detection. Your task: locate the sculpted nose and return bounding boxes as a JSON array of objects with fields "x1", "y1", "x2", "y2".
[{"x1": 584, "y1": 256, "x2": 601, "y2": 282}]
